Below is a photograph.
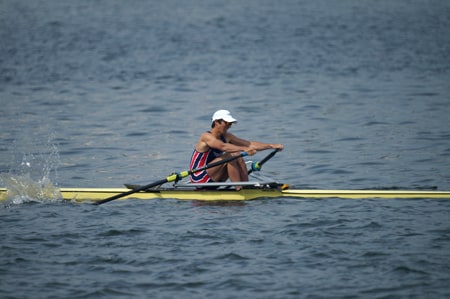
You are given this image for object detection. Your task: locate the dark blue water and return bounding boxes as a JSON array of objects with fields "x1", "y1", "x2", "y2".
[{"x1": 1, "y1": 0, "x2": 450, "y2": 298}]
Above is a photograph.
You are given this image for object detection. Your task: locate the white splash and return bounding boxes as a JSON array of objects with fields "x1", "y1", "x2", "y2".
[
  {"x1": 1, "y1": 174, "x2": 62, "y2": 204},
  {"x1": 1, "y1": 137, "x2": 62, "y2": 205}
]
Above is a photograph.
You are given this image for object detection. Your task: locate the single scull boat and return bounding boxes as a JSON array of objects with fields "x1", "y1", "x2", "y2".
[{"x1": 1, "y1": 182, "x2": 450, "y2": 202}]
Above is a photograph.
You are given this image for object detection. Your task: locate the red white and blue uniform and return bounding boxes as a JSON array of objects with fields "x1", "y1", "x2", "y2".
[{"x1": 189, "y1": 133, "x2": 226, "y2": 183}]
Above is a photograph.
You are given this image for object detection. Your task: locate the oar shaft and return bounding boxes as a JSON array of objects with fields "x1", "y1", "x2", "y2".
[
  {"x1": 93, "y1": 178, "x2": 168, "y2": 205},
  {"x1": 248, "y1": 149, "x2": 279, "y2": 174},
  {"x1": 259, "y1": 149, "x2": 279, "y2": 165}
]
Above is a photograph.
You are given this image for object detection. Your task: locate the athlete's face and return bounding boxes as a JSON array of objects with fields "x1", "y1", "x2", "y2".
[
  {"x1": 220, "y1": 120, "x2": 232, "y2": 133},
  {"x1": 223, "y1": 121, "x2": 233, "y2": 128}
]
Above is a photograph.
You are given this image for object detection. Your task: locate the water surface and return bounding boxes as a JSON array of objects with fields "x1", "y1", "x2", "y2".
[{"x1": 1, "y1": 0, "x2": 450, "y2": 298}]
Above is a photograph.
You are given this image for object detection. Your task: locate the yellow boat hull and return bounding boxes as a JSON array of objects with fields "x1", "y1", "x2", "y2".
[{"x1": 1, "y1": 187, "x2": 450, "y2": 202}]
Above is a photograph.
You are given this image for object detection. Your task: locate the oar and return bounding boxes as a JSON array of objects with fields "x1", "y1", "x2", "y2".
[
  {"x1": 94, "y1": 151, "x2": 249, "y2": 205},
  {"x1": 248, "y1": 149, "x2": 279, "y2": 175}
]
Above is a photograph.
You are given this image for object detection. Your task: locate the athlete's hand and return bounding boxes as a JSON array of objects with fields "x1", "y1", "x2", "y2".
[
  {"x1": 272, "y1": 144, "x2": 284, "y2": 151},
  {"x1": 245, "y1": 148, "x2": 257, "y2": 156}
]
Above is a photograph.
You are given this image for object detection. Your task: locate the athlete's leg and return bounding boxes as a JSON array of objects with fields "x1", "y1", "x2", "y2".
[
  {"x1": 206, "y1": 158, "x2": 229, "y2": 182},
  {"x1": 205, "y1": 154, "x2": 248, "y2": 190},
  {"x1": 227, "y1": 157, "x2": 248, "y2": 182},
  {"x1": 206, "y1": 154, "x2": 248, "y2": 184}
]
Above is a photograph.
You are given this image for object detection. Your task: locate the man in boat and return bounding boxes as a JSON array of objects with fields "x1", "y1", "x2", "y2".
[{"x1": 190, "y1": 110, "x2": 283, "y2": 189}]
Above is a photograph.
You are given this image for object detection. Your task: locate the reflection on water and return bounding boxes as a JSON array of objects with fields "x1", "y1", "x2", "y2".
[{"x1": 192, "y1": 200, "x2": 247, "y2": 208}]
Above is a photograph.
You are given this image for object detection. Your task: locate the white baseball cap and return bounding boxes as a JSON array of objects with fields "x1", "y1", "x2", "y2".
[{"x1": 211, "y1": 110, "x2": 237, "y2": 123}]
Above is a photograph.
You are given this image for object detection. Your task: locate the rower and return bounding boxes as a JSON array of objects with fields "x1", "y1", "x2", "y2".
[{"x1": 189, "y1": 110, "x2": 283, "y2": 190}]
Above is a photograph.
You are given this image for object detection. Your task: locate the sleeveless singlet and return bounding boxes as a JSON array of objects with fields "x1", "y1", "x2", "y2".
[{"x1": 189, "y1": 133, "x2": 227, "y2": 183}]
